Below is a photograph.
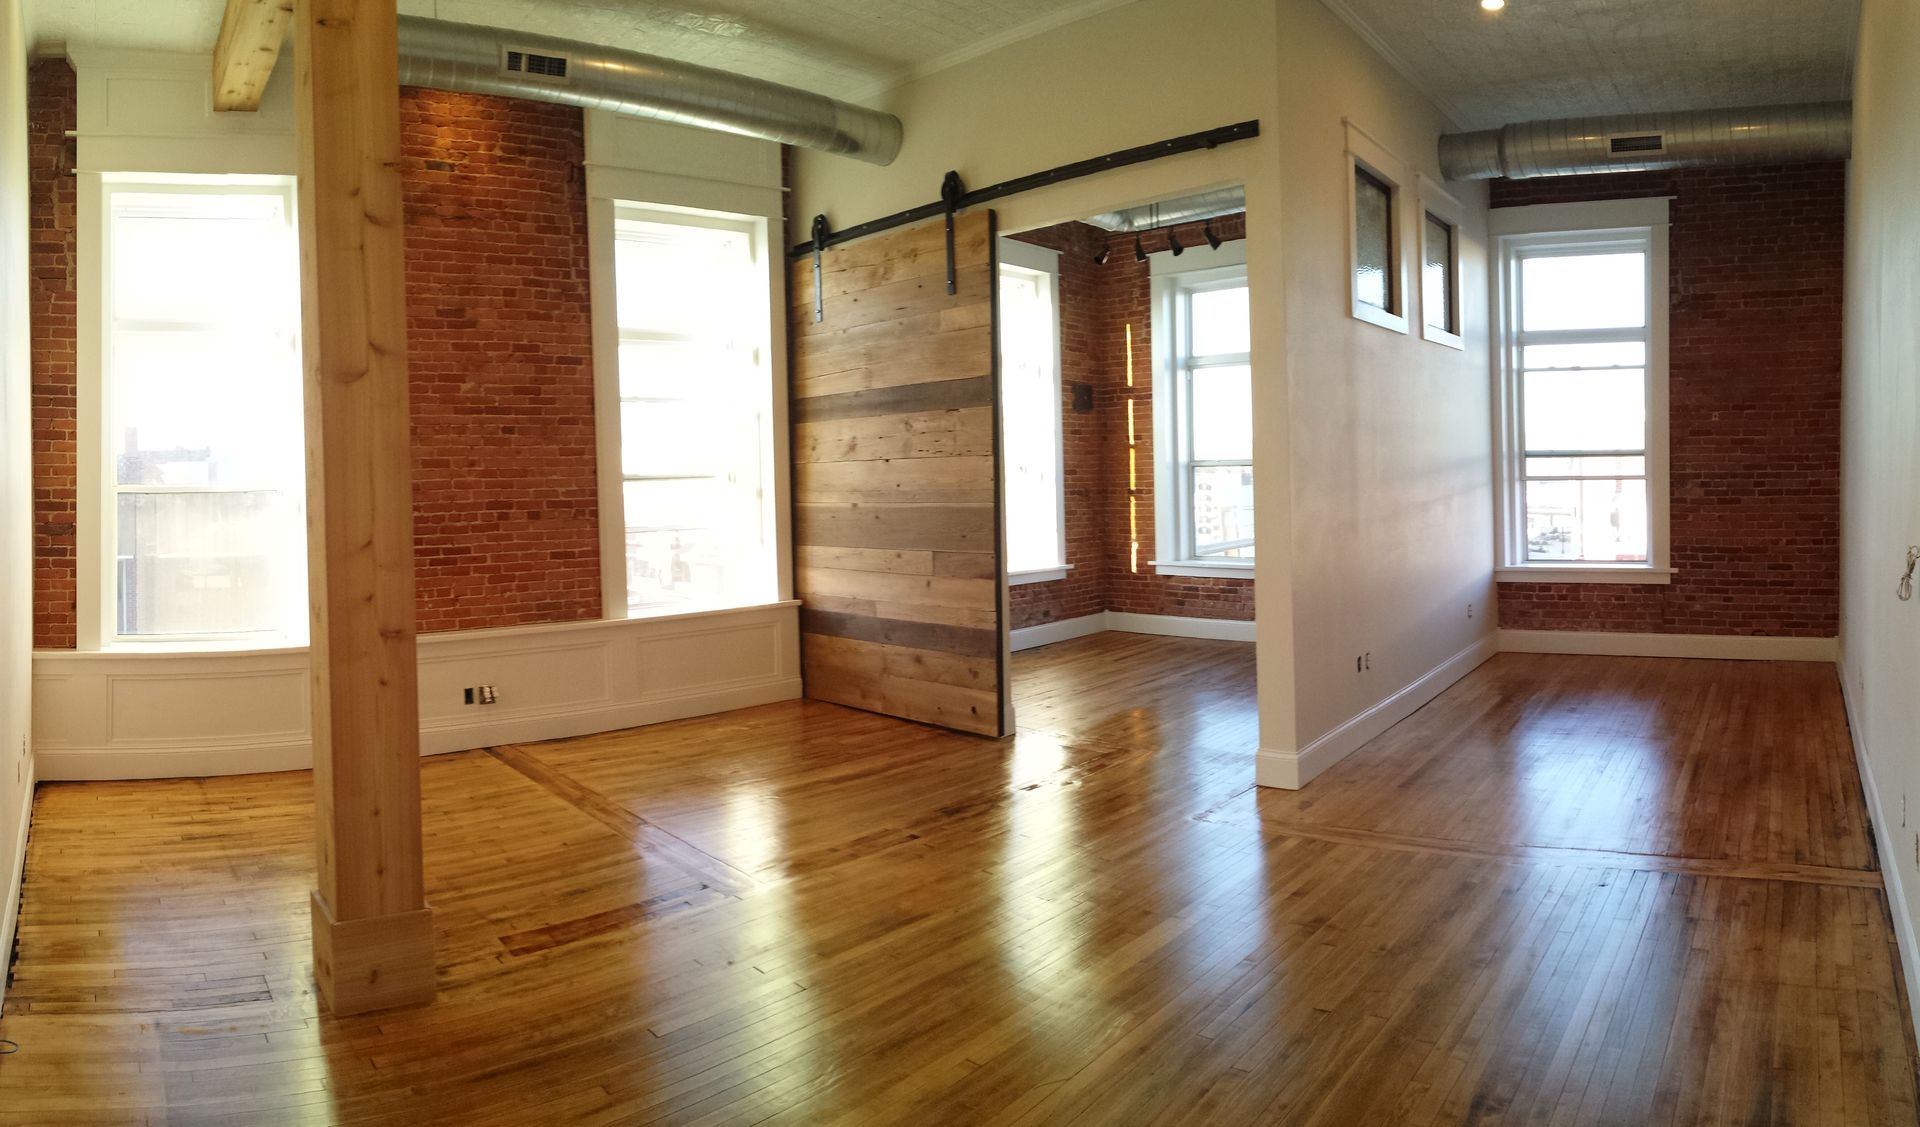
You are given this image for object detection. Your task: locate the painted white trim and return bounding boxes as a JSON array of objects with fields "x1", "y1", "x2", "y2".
[
  {"x1": 1488, "y1": 197, "x2": 1672, "y2": 237},
  {"x1": 1008, "y1": 565, "x2": 1072, "y2": 586},
  {"x1": 1344, "y1": 120, "x2": 1411, "y2": 335},
  {"x1": 0, "y1": 749, "x2": 32, "y2": 1016},
  {"x1": 31, "y1": 603, "x2": 802, "y2": 781},
  {"x1": 1105, "y1": 612, "x2": 1256, "y2": 642},
  {"x1": 1498, "y1": 629, "x2": 1838, "y2": 663},
  {"x1": 1838, "y1": 662, "x2": 1920, "y2": 1052},
  {"x1": 1008, "y1": 611, "x2": 1258, "y2": 651},
  {"x1": 1150, "y1": 560, "x2": 1255, "y2": 579},
  {"x1": 1258, "y1": 635, "x2": 1498, "y2": 790},
  {"x1": 1496, "y1": 566, "x2": 1674, "y2": 585},
  {"x1": 1416, "y1": 173, "x2": 1466, "y2": 350},
  {"x1": 1009, "y1": 613, "x2": 1109, "y2": 652}
]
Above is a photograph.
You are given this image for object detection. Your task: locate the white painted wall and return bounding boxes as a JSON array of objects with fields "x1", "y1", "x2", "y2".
[
  {"x1": 0, "y1": 0, "x2": 37, "y2": 1014},
  {"x1": 789, "y1": 0, "x2": 1495, "y2": 786},
  {"x1": 1839, "y1": 0, "x2": 1920, "y2": 1043}
]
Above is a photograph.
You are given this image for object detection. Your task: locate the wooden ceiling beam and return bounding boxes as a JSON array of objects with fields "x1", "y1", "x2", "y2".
[{"x1": 212, "y1": 0, "x2": 293, "y2": 111}]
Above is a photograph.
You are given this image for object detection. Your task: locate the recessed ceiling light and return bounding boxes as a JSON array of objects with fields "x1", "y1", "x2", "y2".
[{"x1": 1481, "y1": 0, "x2": 1506, "y2": 9}]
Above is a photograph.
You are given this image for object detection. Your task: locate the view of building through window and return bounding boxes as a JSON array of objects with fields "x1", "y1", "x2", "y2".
[
  {"x1": 105, "y1": 181, "x2": 305, "y2": 640},
  {"x1": 1177, "y1": 273, "x2": 1254, "y2": 561}
]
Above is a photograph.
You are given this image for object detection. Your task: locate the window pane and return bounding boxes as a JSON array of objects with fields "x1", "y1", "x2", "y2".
[
  {"x1": 1522, "y1": 341, "x2": 1646, "y2": 371},
  {"x1": 617, "y1": 339, "x2": 745, "y2": 401},
  {"x1": 1191, "y1": 365, "x2": 1252, "y2": 462},
  {"x1": 1192, "y1": 464, "x2": 1255, "y2": 559},
  {"x1": 1522, "y1": 369, "x2": 1645, "y2": 453},
  {"x1": 1520, "y1": 252, "x2": 1645, "y2": 332},
  {"x1": 999, "y1": 263, "x2": 1062, "y2": 573},
  {"x1": 626, "y1": 528, "x2": 726, "y2": 611},
  {"x1": 1525, "y1": 455, "x2": 1646, "y2": 478},
  {"x1": 620, "y1": 399, "x2": 726, "y2": 479},
  {"x1": 1524, "y1": 478, "x2": 1648, "y2": 562},
  {"x1": 116, "y1": 491, "x2": 302, "y2": 636},
  {"x1": 1423, "y1": 213, "x2": 1453, "y2": 333},
  {"x1": 112, "y1": 329, "x2": 301, "y2": 487},
  {"x1": 614, "y1": 219, "x2": 755, "y2": 335},
  {"x1": 110, "y1": 193, "x2": 295, "y2": 325},
  {"x1": 1354, "y1": 168, "x2": 1394, "y2": 312},
  {"x1": 1189, "y1": 285, "x2": 1250, "y2": 356}
]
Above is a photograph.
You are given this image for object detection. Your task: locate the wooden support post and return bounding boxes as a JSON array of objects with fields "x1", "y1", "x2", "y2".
[{"x1": 293, "y1": 0, "x2": 434, "y2": 1016}]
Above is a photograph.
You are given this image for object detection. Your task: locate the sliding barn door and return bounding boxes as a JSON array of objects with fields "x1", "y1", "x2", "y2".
[{"x1": 790, "y1": 212, "x2": 1010, "y2": 737}]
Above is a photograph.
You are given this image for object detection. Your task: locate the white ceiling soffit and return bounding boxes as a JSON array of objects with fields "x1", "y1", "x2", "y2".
[
  {"x1": 1317, "y1": 0, "x2": 1860, "y2": 132},
  {"x1": 25, "y1": 0, "x2": 1144, "y2": 105}
]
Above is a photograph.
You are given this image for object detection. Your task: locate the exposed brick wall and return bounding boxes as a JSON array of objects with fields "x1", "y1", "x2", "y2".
[
  {"x1": 1008, "y1": 214, "x2": 1254, "y2": 629},
  {"x1": 28, "y1": 61, "x2": 76, "y2": 650},
  {"x1": 1492, "y1": 164, "x2": 1844, "y2": 637},
  {"x1": 399, "y1": 89, "x2": 600, "y2": 632},
  {"x1": 23, "y1": 82, "x2": 603, "y2": 646}
]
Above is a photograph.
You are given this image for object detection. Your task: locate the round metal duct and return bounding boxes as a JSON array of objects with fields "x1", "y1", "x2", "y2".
[{"x1": 1439, "y1": 102, "x2": 1850, "y2": 181}]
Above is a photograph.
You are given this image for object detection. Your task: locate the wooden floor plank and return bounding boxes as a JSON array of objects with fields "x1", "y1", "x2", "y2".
[{"x1": 0, "y1": 639, "x2": 1913, "y2": 1124}]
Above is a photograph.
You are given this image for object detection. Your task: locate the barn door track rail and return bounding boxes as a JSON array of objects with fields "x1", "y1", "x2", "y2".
[{"x1": 792, "y1": 119, "x2": 1260, "y2": 318}]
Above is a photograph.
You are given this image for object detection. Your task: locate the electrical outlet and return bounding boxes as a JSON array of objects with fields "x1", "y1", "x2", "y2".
[
  {"x1": 1355, "y1": 655, "x2": 1364, "y2": 673},
  {"x1": 1363, "y1": 652, "x2": 1373, "y2": 672},
  {"x1": 1467, "y1": 602, "x2": 1474, "y2": 620},
  {"x1": 478, "y1": 685, "x2": 498, "y2": 705},
  {"x1": 463, "y1": 687, "x2": 475, "y2": 705}
]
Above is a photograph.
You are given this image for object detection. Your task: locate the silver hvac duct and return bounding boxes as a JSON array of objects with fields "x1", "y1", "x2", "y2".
[
  {"x1": 1082, "y1": 187, "x2": 1246, "y2": 232},
  {"x1": 395, "y1": 16, "x2": 903, "y2": 165},
  {"x1": 1439, "y1": 101, "x2": 1850, "y2": 181}
]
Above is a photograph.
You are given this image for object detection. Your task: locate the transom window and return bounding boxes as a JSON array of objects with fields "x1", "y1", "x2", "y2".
[
  {"x1": 610, "y1": 205, "x2": 776, "y2": 614},
  {"x1": 102, "y1": 179, "x2": 306, "y2": 642},
  {"x1": 1493, "y1": 199, "x2": 1670, "y2": 582}
]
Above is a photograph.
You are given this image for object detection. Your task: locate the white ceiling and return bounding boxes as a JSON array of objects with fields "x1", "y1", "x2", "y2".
[
  {"x1": 1321, "y1": 0, "x2": 1860, "y2": 131},
  {"x1": 23, "y1": 0, "x2": 1136, "y2": 103}
]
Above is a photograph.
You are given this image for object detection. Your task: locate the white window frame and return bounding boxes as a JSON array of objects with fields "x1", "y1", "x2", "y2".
[
  {"x1": 997, "y1": 239, "x2": 1070, "y2": 585},
  {"x1": 80, "y1": 173, "x2": 307, "y2": 649},
  {"x1": 1418, "y1": 174, "x2": 1466, "y2": 351},
  {"x1": 1150, "y1": 240, "x2": 1253, "y2": 578},
  {"x1": 592, "y1": 199, "x2": 782, "y2": 618},
  {"x1": 1345, "y1": 121, "x2": 1410, "y2": 335},
  {"x1": 1491, "y1": 197, "x2": 1673, "y2": 584}
]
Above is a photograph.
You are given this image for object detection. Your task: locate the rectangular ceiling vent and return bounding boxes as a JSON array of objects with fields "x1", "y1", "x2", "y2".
[
  {"x1": 503, "y1": 48, "x2": 571, "y2": 82},
  {"x1": 1608, "y1": 132, "x2": 1666, "y2": 156}
]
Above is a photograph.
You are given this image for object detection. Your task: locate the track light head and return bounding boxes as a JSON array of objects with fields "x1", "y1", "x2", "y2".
[
  {"x1": 1094, "y1": 244, "x2": 1109, "y2": 266},
  {"x1": 1205, "y1": 219, "x2": 1223, "y2": 250},
  {"x1": 1168, "y1": 230, "x2": 1184, "y2": 256},
  {"x1": 1134, "y1": 235, "x2": 1147, "y2": 263}
]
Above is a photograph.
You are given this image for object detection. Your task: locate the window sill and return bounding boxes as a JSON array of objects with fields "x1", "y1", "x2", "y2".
[
  {"x1": 1009, "y1": 565, "x2": 1073, "y2": 586},
  {"x1": 1352, "y1": 301, "x2": 1408, "y2": 335},
  {"x1": 1151, "y1": 560, "x2": 1255, "y2": 580},
  {"x1": 1496, "y1": 566, "x2": 1674, "y2": 586},
  {"x1": 74, "y1": 638, "x2": 310, "y2": 657}
]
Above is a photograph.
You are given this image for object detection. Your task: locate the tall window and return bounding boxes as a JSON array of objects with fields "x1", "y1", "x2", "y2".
[
  {"x1": 997, "y1": 240, "x2": 1066, "y2": 580},
  {"x1": 103, "y1": 179, "x2": 305, "y2": 641},
  {"x1": 1494, "y1": 199, "x2": 1669, "y2": 580},
  {"x1": 1153, "y1": 247, "x2": 1253, "y2": 574},
  {"x1": 611, "y1": 205, "x2": 775, "y2": 614}
]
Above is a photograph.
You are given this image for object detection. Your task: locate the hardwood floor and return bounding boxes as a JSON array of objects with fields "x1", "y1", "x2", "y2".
[{"x1": 0, "y1": 636, "x2": 1914, "y2": 1125}]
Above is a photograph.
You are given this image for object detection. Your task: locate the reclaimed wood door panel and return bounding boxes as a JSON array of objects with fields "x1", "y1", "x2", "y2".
[{"x1": 790, "y1": 212, "x2": 1008, "y2": 737}]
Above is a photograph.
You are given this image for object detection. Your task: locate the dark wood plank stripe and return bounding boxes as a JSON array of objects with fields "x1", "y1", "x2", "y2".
[
  {"x1": 497, "y1": 886, "x2": 731, "y2": 957},
  {"x1": 792, "y1": 375, "x2": 993, "y2": 422},
  {"x1": 801, "y1": 608, "x2": 999, "y2": 659}
]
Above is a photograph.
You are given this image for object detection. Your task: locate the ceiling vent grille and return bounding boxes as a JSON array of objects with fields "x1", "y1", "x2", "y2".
[
  {"x1": 1607, "y1": 133, "x2": 1667, "y2": 155},
  {"x1": 503, "y1": 48, "x2": 570, "y2": 81}
]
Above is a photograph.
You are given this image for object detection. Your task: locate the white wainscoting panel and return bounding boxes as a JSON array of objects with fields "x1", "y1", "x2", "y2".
[{"x1": 33, "y1": 602, "x2": 802, "y2": 780}]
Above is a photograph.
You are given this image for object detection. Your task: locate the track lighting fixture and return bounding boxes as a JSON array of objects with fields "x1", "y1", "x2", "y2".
[
  {"x1": 1205, "y1": 218, "x2": 1222, "y2": 250},
  {"x1": 1095, "y1": 243, "x2": 1110, "y2": 266},
  {"x1": 1168, "y1": 229, "x2": 1184, "y2": 256},
  {"x1": 1134, "y1": 235, "x2": 1147, "y2": 263}
]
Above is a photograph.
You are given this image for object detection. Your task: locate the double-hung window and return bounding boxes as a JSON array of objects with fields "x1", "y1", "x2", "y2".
[
  {"x1": 997, "y1": 239, "x2": 1067, "y2": 582},
  {"x1": 609, "y1": 205, "x2": 776, "y2": 614},
  {"x1": 101, "y1": 178, "x2": 306, "y2": 642},
  {"x1": 1492, "y1": 199, "x2": 1670, "y2": 582},
  {"x1": 1152, "y1": 243, "x2": 1253, "y2": 575}
]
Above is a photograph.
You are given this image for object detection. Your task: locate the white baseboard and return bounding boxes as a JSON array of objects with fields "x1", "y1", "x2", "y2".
[
  {"x1": 1498, "y1": 629, "x2": 1838, "y2": 663},
  {"x1": 1257, "y1": 634, "x2": 1498, "y2": 791},
  {"x1": 1010, "y1": 611, "x2": 1258, "y2": 651},
  {"x1": 1838, "y1": 661, "x2": 1920, "y2": 1051},
  {"x1": 0, "y1": 753, "x2": 33, "y2": 1017},
  {"x1": 1104, "y1": 612, "x2": 1256, "y2": 643},
  {"x1": 31, "y1": 602, "x2": 803, "y2": 781},
  {"x1": 1009, "y1": 613, "x2": 1110, "y2": 652}
]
